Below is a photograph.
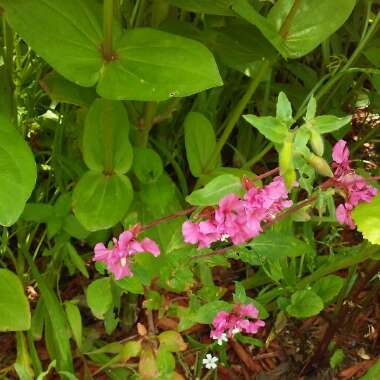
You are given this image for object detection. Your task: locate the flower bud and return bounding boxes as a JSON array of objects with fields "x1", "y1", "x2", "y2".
[
  {"x1": 279, "y1": 137, "x2": 293, "y2": 174},
  {"x1": 283, "y1": 168, "x2": 297, "y2": 190},
  {"x1": 310, "y1": 129, "x2": 324, "y2": 156},
  {"x1": 307, "y1": 153, "x2": 333, "y2": 177}
]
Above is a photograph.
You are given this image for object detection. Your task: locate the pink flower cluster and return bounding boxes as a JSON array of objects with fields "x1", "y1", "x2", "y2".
[
  {"x1": 182, "y1": 176, "x2": 292, "y2": 248},
  {"x1": 210, "y1": 304, "x2": 265, "y2": 340},
  {"x1": 93, "y1": 225, "x2": 160, "y2": 280},
  {"x1": 332, "y1": 140, "x2": 377, "y2": 229}
]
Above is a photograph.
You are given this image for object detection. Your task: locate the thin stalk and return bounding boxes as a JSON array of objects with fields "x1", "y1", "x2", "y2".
[
  {"x1": 129, "y1": 0, "x2": 141, "y2": 27},
  {"x1": 103, "y1": 0, "x2": 114, "y2": 61},
  {"x1": 138, "y1": 102, "x2": 158, "y2": 147},
  {"x1": 279, "y1": 0, "x2": 303, "y2": 38},
  {"x1": 242, "y1": 143, "x2": 273, "y2": 169},
  {"x1": 204, "y1": 60, "x2": 269, "y2": 173}
]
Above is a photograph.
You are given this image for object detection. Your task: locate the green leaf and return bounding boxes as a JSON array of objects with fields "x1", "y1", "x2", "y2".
[
  {"x1": 286, "y1": 289, "x2": 324, "y2": 319},
  {"x1": 352, "y1": 194, "x2": 380, "y2": 245},
  {"x1": 0, "y1": 115, "x2": 36, "y2": 226},
  {"x1": 158, "y1": 331, "x2": 187, "y2": 352},
  {"x1": 167, "y1": 0, "x2": 235, "y2": 15},
  {"x1": 73, "y1": 171, "x2": 133, "y2": 231},
  {"x1": 115, "y1": 276, "x2": 144, "y2": 295},
  {"x1": 359, "y1": 358, "x2": 380, "y2": 380},
  {"x1": 305, "y1": 97, "x2": 317, "y2": 121},
  {"x1": 276, "y1": 92, "x2": 293, "y2": 126},
  {"x1": 186, "y1": 174, "x2": 242, "y2": 206},
  {"x1": 0, "y1": 269, "x2": 31, "y2": 331},
  {"x1": 83, "y1": 99, "x2": 133, "y2": 174},
  {"x1": 22, "y1": 203, "x2": 54, "y2": 223},
  {"x1": 64, "y1": 301, "x2": 82, "y2": 350},
  {"x1": 2, "y1": 1, "x2": 222, "y2": 101},
  {"x1": 1, "y1": 0, "x2": 103, "y2": 87},
  {"x1": 233, "y1": 0, "x2": 356, "y2": 58},
  {"x1": 311, "y1": 115, "x2": 352, "y2": 134},
  {"x1": 133, "y1": 147, "x2": 163, "y2": 184},
  {"x1": 65, "y1": 243, "x2": 89, "y2": 278},
  {"x1": 86, "y1": 278, "x2": 113, "y2": 319},
  {"x1": 27, "y1": 260, "x2": 73, "y2": 372},
  {"x1": 312, "y1": 275, "x2": 344, "y2": 304},
  {"x1": 97, "y1": 28, "x2": 223, "y2": 101},
  {"x1": 330, "y1": 348, "x2": 345, "y2": 369},
  {"x1": 243, "y1": 115, "x2": 289, "y2": 144},
  {"x1": 194, "y1": 301, "x2": 231, "y2": 324},
  {"x1": 41, "y1": 71, "x2": 97, "y2": 107},
  {"x1": 62, "y1": 215, "x2": 90, "y2": 240},
  {"x1": 247, "y1": 231, "x2": 314, "y2": 259},
  {"x1": 184, "y1": 112, "x2": 216, "y2": 177}
]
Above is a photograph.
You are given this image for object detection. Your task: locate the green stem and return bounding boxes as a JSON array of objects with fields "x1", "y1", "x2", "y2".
[
  {"x1": 205, "y1": 60, "x2": 269, "y2": 173},
  {"x1": 297, "y1": 244, "x2": 379, "y2": 289},
  {"x1": 279, "y1": 0, "x2": 303, "y2": 38},
  {"x1": 138, "y1": 102, "x2": 157, "y2": 147},
  {"x1": 103, "y1": 0, "x2": 114, "y2": 61}
]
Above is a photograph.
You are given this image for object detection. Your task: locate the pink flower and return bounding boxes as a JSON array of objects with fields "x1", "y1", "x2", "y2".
[
  {"x1": 210, "y1": 304, "x2": 265, "y2": 340},
  {"x1": 182, "y1": 220, "x2": 220, "y2": 248},
  {"x1": 331, "y1": 140, "x2": 377, "y2": 229},
  {"x1": 93, "y1": 226, "x2": 160, "y2": 280}
]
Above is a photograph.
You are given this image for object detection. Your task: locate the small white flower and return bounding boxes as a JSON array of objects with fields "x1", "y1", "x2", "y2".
[
  {"x1": 212, "y1": 332, "x2": 228, "y2": 346},
  {"x1": 220, "y1": 234, "x2": 230, "y2": 242},
  {"x1": 231, "y1": 328, "x2": 240, "y2": 336},
  {"x1": 203, "y1": 353, "x2": 218, "y2": 370}
]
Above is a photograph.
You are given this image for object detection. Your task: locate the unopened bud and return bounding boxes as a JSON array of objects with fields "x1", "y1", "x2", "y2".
[
  {"x1": 307, "y1": 153, "x2": 333, "y2": 177},
  {"x1": 310, "y1": 129, "x2": 324, "y2": 156},
  {"x1": 279, "y1": 138, "x2": 293, "y2": 174},
  {"x1": 283, "y1": 168, "x2": 297, "y2": 190}
]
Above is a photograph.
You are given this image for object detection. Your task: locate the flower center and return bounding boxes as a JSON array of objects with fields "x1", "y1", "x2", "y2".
[{"x1": 120, "y1": 257, "x2": 127, "y2": 267}]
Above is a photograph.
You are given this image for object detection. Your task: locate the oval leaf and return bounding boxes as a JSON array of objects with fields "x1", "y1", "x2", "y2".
[
  {"x1": 0, "y1": 269, "x2": 31, "y2": 331},
  {"x1": 184, "y1": 112, "x2": 216, "y2": 177},
  {"x1": 286, "y1": 289, "x2": 324, "y2": 319},
  {"x1": 0, "y1": 115, "x2": 36, "y2": 226},
  {"x1": 86, "y1": 278, "x2": 113, "y2": 319},
  {"x1": 83, "y1": 99, "x2": 133, "y2": 174},
  {"x1": 73, "y1": 171, "x2": 133, "y2": 231},
  {"x1": 133, "y1": 147, "x2": 163, "y2": 184},
  {"x1": 186, "y1": 174, "x2": 242, "y2": 206}
]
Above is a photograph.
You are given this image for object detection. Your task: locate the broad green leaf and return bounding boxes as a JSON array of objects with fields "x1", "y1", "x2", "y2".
[
  {"x1": 204, "y1": 20, "x2": 277, "y2": 76},
  {"x1": 64, "y1": 301, "x2": 82, "y2": 350},
  {"x1": 167, "y1": 0, "x2": 234, "y2": 15},
  {"x1": 330, "y1": 349, "x2": 345, "y2": 369},
  {"x1": 184, "y1": 112, "x2": 216, "y2": 177},
  {"x1": 133, "y1": 147, "x2": 163, "y2": 184},
  {"x1": 286, "y1": 289, "x2": 324, "y2": 319},
  {"x1": 186, "y1": 174, "x2": 242, "y2": 206},
  {"x1": 41, "y1": 71, "x2": 97, "y2": 107},
  {"x1": 83, "y1": 99, "x2": 133, "y2": 174},
  {"x1": 310, "y1": 115, "x2": 352, "y2": 134},
  {"x1": 305, "y1": 96, "x2": 317, "y2": 121},
  {"x1": 115, "y1": 276, "x2": 144, "y2": 295},
  {"x1": 0, "y1": 269, "x2": 31, "y2": 331},
  {"x1": 352, "y1": 194, "x2": 380, "y2": 245},
  {"x1": 156, "y1": 348, "x2": 175, "y2": 377},
  {"x1": 311, "y1": 275, "x2": 344, "y2": 304},
  {"x1": 22, "y1": 203, "x2": 54, "y2": 223},
  {"x1": 139, "y1": 346, "x2": 159, "y2": 379},
  {"x1": 73, "y1": 171, "x2": 133, "y2": 231},
  {"x1": 62, "y1": 215, "x2": 90, "y2": 240},
  {"x1": 1, "y1": 0, "x2": 103, "y2": 87},
  {"x1": 243, "y1": 115, "x2": 289, "y2": 144},
  {"x1": 247, "y1": 232, "x2": 314, "y2": 259},
  {"x1": 97, "y1": 28, "x2": 223, "y2": 101},
  {"x1": 86, "y1": 278, "x2": 113, "y2": 319},
  {"x1": 276, "y1": 92, "x2": 293, "y2": 126},
  {"x1": 359, "y1": 358, "x2": 380, "y2": 380},
  {"x1": 0, "y1": 115, "x2": 36, "y2": 226},
  {"x1": 233, "y1": 0, "x2": 356, "y2": 58},
  {"x1": 2, "y1": 1, "x2": 222, "y2": 101}
]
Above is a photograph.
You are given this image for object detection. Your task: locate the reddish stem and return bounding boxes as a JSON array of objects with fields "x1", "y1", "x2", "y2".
[
  {"x1": 141, "y1": 207, "x2": 196, "y2": 231},
  {"x1": 254, "y1": 167, "x2": 279, "y2": 181}
]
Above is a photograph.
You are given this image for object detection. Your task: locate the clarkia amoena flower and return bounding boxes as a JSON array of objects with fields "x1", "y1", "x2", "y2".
[
  {"x1": 332, "y1": 140, "x2": 377, "y2": 229},
  {"x1": 93, "y1": 225, "x2": 160, "y2": 280},
  {"x1": 203, "y1": 353, "x2": 218, "y2": 370}
]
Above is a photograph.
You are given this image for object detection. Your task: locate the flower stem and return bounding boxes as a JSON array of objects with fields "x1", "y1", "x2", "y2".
[
  {"x1": 103, "y1": 0, "x2": 114, "y2": 61},
  {"x1": 278, "y1": 0, "x2": 303, "y2": 38}
]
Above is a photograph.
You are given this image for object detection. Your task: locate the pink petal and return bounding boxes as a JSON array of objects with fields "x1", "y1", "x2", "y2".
[
  {"x1": 93, "y1": 243, "x2": 111, "y2": 263},
  {"x1": 332, "y1": 140, "x2": 349, "y2": 164},
  {"x1": 140, "y1": 238, "x2": 160, "y2": 257},
  {"x1": 118, "y1": 231, "x2": 134, "y2": 250},
  {"x1": 182, "y1": 221, "x2": 200, "y2": 245}
]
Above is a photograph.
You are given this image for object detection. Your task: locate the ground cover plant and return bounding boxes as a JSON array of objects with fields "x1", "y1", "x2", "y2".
[{"x1": 1, "y1": 0, "x2": 380, "y2": 379}]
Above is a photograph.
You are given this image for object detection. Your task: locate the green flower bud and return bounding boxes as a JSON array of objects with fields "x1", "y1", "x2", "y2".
[
  {"x1": 310, "y1": 129, "x2": 324, "y2": 156},
  {"x1": 307, "y1": 153, "x2": 333, "y2": 177},
  {"x1": 283, "y1": 168, "x2": 297, "y2": 189},
  {"x1": 279, "y1": 137, "x2": 293, "y2": 174}
]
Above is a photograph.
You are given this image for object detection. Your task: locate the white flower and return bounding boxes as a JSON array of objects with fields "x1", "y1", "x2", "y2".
[
  {"x1": 231, "y1": 328, "x2": 240, "y2": 336},
  {"x1": 212, "y1": 332, "x2": 228, "y2": 346},
  {"x1": 203, "y1": 353, "x2": 218, "y2": 369}
]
